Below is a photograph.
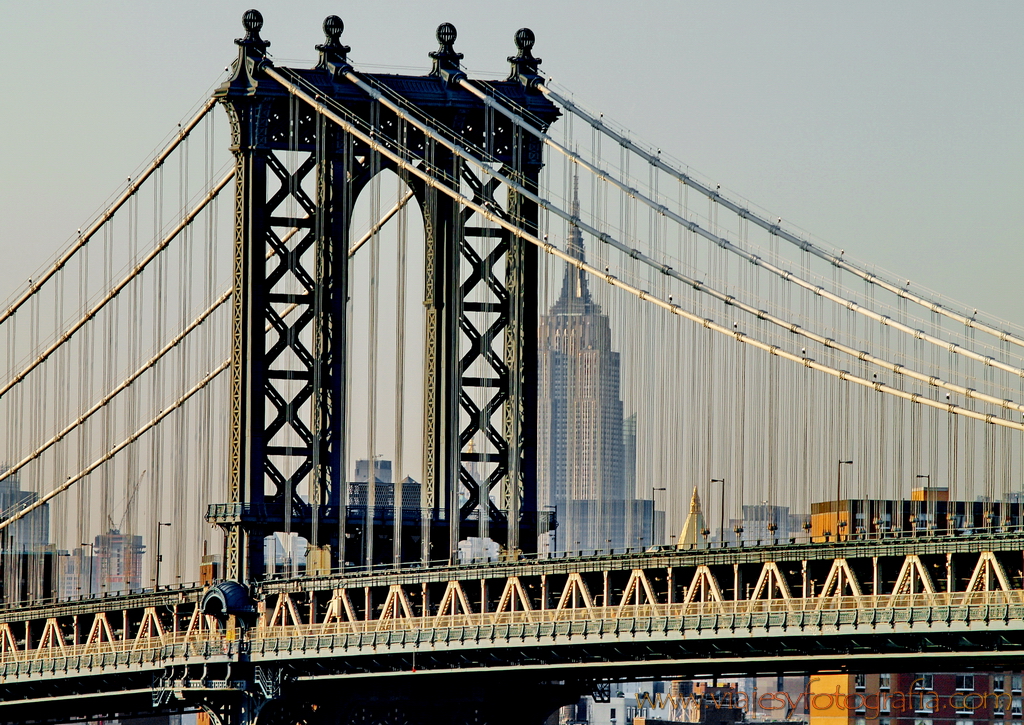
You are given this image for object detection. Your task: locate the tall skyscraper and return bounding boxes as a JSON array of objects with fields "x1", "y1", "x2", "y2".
[
  {"x1": 0, "y1": 467, "x2": 54, "y2": 603},
  {"x1": 537, "y1": 180, "x2": 656, "y2": 553},
  {"x1": 93, "y1": 529, "x2": 145, "y2": 594}
]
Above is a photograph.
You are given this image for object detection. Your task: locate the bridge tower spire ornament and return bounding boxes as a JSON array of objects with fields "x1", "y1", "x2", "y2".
[
  {"x1": 429, "y1": 23, "x2": 467, "y2": 84},
  {"x1": 237, "y1": 9, "x2": 270, "y2": 54},
  {"x1": 508, "y1": 28, "x2": 543, "y2": 86},
  {"x1": 316, "y1": 15, "x2": 350, "y2": 73}
]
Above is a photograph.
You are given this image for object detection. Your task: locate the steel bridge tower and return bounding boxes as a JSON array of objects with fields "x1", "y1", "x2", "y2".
[{"x1": 207, "y1": 11, "x2": 560, "y2": 583}]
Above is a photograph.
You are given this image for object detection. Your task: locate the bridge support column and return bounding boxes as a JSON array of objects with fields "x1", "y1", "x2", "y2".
[{"x1": 209, "y1": 11, "x2": 559, "y2": 576}]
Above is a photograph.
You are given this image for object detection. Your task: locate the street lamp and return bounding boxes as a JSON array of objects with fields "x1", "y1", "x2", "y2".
[
  {"x1": 650, "y1": 487, "x2": 666, "y2": 548},
  {"x1": 155, "y1": 522, "x2": 172, "y2": 590},
  {"x1": 835, "y1": 460, "x2": 853, "y2": 541},
  {"x1": 80, "y1": 542, "x2": 94, "y2": 596},
  {"x1": 711, "y1": 479, "x2": 725, "y2": 546}
]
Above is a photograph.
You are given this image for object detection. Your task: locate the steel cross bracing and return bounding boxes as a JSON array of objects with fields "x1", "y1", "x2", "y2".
[{"x1": 209, "y1": 11, "x2": 559, "y2": 579}]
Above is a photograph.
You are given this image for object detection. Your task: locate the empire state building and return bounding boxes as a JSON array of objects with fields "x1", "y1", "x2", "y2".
[{"x1": 537, "y1": 183, "x2": 654, "y2": 553}]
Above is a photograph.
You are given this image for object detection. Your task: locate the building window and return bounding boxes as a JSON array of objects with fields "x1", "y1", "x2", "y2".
[
  {"x1": 916, "y1": 674, "x2": 935, "y2": 691},
  {"x1": 957, "y1": 675, "x2": 975, "y2": 691},
  {"x1": 854, "y1": 718, "x2": 867, "y2": 725},
  {"x1": 958, "y1": 720, "x2": 975, "y2": 725},
  {"x1": 855, "y1": 673, "x2": 867, "y2": 691},
  {"x1": 957, "y1": 693, "x2": 983, "y2": 715},
  {"x1": 996, "y1": 675, "x2": 1007, "y2": 692},
  {"x1": 1013, "y1": 698, "x2": 1022, "y2": 717},
  {"x1": 880, "y1": 673, "x2": 891, "y2": 691},
  {"x1": 879, "y1": 719, "x2": 890, "y2": 725},
  {"x1": 1014, "y1": 675, "x2": 1023, "y2": 694},
  {"x1": 915, "y1": 719, "x2": 934, "y2": 725},
  {"x1": 916, "y1": 694, "x2": 938, "y2": 714}
]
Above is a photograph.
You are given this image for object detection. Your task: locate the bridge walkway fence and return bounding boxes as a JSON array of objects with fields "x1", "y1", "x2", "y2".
[
  {"x1": 3, "y1": 544, "x2": 1024, "y2": 683},
  {"x1": 2, "y1": 592, "x2": 1023, "y2": 683}
]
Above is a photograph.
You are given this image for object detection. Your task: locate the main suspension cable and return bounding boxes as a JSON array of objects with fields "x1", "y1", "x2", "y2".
[
  {"x1": 263, "y1": 65, "x2": 1024, "y2": 432},
  {"x1": 0, "y1": 361, "x2": 228, "y2": 532},
  {"x1": 0, "y1": 288, "x2": 231, "y2": 488},
  {"x1": 0, "y1": 169, "x2": 234, "y2": 401},
  {"x1": 0, "y1": 297, "x2": 303, "y2": 530},
  {"x1": 0, "y1": 98, "x2": 217, "y2": 329},
  {"x1": 461, "y1": 78, "x2": 1024, "y2": 380},
  {"x1": 0, "y1": 174, "x2": 411, "y2": 524},
  {"x1": 537, "y1": 83, "x2": 1024, "y2": 352},
  {"x1": 324, "y1": 67, "x2": 1024, "y2": 414}
]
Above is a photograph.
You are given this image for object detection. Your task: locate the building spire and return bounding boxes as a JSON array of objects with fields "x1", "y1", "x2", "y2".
[
  {"x1": 552, "y1": 166, "x2": 597, "y2": 314},
  {"x1": 676, "y1": 486, "x2": 706, "y2": 548}
]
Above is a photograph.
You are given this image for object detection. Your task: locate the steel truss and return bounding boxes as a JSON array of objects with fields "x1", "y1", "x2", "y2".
[{"x1": 1, "y1": 540, "x2": 1024, "y2": 721}]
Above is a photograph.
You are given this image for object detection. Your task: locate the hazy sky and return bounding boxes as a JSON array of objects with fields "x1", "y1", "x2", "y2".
[{"x1": 1, "y1": 1, "x2": 1021, "y2": 322}]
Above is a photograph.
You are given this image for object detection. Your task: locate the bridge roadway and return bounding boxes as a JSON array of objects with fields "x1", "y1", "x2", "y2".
[{"x1": 2, "y1": 533, "x2": 1024, "y2": 722}]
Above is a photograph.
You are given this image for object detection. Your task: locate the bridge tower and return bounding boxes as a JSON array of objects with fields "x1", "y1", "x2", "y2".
[{"x1": 208, "y1": 11, "x2": 560, "y2": 583}]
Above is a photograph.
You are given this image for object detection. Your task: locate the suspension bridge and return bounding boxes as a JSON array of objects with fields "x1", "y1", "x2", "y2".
[{"x1": 0, "y1": 10, "x2": 1022, "y2": 725}]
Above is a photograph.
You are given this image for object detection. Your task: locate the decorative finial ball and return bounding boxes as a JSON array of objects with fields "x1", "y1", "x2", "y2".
[
  {"x1": 323, "y1": 15, "x2": 344, "y2": 40},
  {"x1": 436, "y1": 23, "x2": 457, "y2": 46},
  {"x1": 514, "y1": 28, "x2": 535, "y2": 51},
  {"x1": 243, "y1": 9, "x2": 264, "y2": 34}
]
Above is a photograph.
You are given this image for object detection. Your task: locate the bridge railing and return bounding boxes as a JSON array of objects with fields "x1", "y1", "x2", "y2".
[
  {"x1": 2, "y1": 588, "x2": 1022, "y2": 682},
  {"x1": 250, "y1": 589, "x2": 1024, "y2": 639},
  {"x1": 0, "y1": 629, "x2": 238, "y2": 684}
]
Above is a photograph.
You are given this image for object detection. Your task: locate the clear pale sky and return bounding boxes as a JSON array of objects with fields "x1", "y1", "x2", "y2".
[{"x1": 1, "y1": 1, "x2": 1021, "y2": 322}]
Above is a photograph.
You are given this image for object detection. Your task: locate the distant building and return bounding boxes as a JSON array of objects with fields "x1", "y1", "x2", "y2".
[
  {"x1": 735, "y1": 504, "x2": 791, "y2": 545},
  {"x1": 0, "y1": 467, "x2": 54, "y2": 603},
  {"x1": 458, "y1": 536, "x2": 500, "y2": 563},
  {"x1": 0, "y1": 547, "x2": 57, "y2": 604},
  {"x1": 350, "y1": 459, "x2": 421, "y2": 511},
  {"x1": 559, "y1": 677, "x2": 805, "y2": 725},
  {"x1": 537, "y1": 178, "x2": 658, "y2": 553},
  {"x1": 809, "y1": 486, "x2": 1019, "y2": 542},
  {"x1": 810, "y1": 671, "x2": 1024, "y2": 725},
  {"x1": 93, "y1": 529, "x2": 145, "y2": 594},
  {"x1": 0, "y1": 467, "x2": 49, "y2": 552}
]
